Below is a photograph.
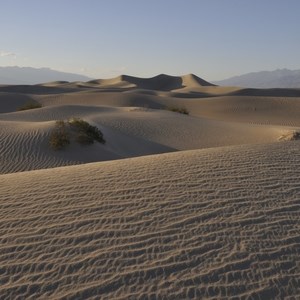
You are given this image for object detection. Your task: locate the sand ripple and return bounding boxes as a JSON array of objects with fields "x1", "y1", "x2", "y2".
[{"x1": 0, "y1": 142, "x2": 299, "y2": 298}]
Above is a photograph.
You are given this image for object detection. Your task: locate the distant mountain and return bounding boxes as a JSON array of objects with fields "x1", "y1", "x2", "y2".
[
  {"x1": 214, "y1": 69, "x2": 300, "y2": 88},
  {"x1": 0, "y1": 66, "x2": 92, "y2": 84}
]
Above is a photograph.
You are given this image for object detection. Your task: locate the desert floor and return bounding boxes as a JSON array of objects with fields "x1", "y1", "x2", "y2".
[{"x1": 0, "y1": 74, "x2": 300, "y2": 299}]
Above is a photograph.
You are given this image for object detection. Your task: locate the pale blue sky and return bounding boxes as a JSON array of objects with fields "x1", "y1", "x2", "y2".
[{"x1": 0, "y1": 0, "x2": 299, "y2": 80}]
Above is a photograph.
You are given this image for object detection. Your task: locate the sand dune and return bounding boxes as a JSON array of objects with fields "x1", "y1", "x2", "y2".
[
  {"x1": 0, "y1": 103, "x2": 293, "y2": 174},
  {"x1": 35, "y1": 80, "x2": 70, "y2": 87},
  {"x1": 1, "y1": 74, "x2": 300, "y2": 298},
  {"x1": 0, "y1": 84, "x2": 79, "y2": 95},
  {"x1": 0, "y1": 142, "x2": 299, "y2": 298},
  {"x1": 178, "y1": 96, "x2": 300, "y2": 127},
  {"x1": 0, "y1": 116, "x2": 177, "y2": 174},
  {"x1": 229, "y1": 87, "x2": 300, "y2": 97},
  {"x1": 86, "y1": 74, "x2": 214, "y2": 91},
  {"x1": 0, "y1": 120, "x2": 114, "y2": 174},
  {"x1": 0, "y1": 93, "x2": 37, "y2": 113}
]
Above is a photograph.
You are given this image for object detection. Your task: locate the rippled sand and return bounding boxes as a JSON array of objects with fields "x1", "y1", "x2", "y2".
[{"x1": 1, "y1": 75, "x2": 300, "y2": 298}]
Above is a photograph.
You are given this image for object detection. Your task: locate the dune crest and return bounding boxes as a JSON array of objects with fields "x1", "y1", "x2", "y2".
[
  {"x1": 1, "y1": 73, "x2": 300, "y2": 298},
  {"x1": 87, "y1": 73, "x2": 215, "y2": 91},
  {"x1": 181, "y1": 73, "x2": 215, "y2": 87}
]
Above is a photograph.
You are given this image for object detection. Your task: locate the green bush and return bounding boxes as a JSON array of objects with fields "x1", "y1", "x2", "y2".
[
  {"x1": 49, "y1": 118, "x2": 105, "y2": 149},
  {"x1": 75, "y1": 133, "x2": 94, "y2": 145},
  {"x1": 49, "y1": 121, "x2": 70, "y2": 150},
  {"x1": 17, "y1": 101, "x2": 42, "y2": 111},
  {"x1": 69, "y1": 118, "x2": 105, "y2": 144},
  {"x1": 167, "y1": 106, "x2": 189, "y2": 115}
]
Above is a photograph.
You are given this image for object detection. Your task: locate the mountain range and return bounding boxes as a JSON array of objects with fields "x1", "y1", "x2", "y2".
[
  {"x1": 214, "y1": 69, "x2": 300, "y2": 88},
  {"x1": 1, "y1": 66, "x2": 300, "y2": 88},
  {"x1": 0, "y1": 66, "x2": 91, "y2": 84}
]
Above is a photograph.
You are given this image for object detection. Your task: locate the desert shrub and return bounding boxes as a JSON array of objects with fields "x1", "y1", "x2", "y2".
[
  {"x1": 17, "y1": 101, "x2": 42, "y2": 111},
  {"x1": 279, "y1": 130, "x2": 300, "y2": 141},
  {"x1": 49, "y1": 118, "x2": 105, "y2": 149},
  {"x1": 49, "y1": 120, "x2": 70, "y2": 150},
  {"x1": 291, "y1": 131, "x2": 300, "y2": 140},
  {"x1": 167, "y1": 106, "x2": 189, "y2": 115},
  {"x1": 69, "y1": 118, "x2": 90, "y2": 130},
  {"x1": 69, "y1": 118, "x2": 105, "y2": 144},
  {"x1": 75, "y1": 133, "x2": 94, "y2": 145}
]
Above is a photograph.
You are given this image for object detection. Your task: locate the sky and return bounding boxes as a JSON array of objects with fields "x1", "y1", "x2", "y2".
[{"x1": 0, "y1": 0, "x2": 300, "y2": 80}]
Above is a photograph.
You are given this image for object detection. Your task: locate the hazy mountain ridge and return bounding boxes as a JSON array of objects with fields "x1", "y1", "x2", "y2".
[
  {"x1": 2, "y1": 66, "x2": 300, "y2": 88},
  {"x1": 214, "y1": 69, "x2": 300, "y2": 88},
  {"x1": 0, "y1": 66, "x2": 92, "y2": 84}
]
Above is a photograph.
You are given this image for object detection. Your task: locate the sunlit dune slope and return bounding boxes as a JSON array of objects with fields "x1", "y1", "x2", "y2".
[{"x1": 0, "y1": 142, "x2": 299, "y2": 298}]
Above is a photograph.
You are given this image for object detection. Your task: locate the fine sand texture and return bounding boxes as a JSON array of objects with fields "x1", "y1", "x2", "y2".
[
  {"x1": 1, "y1": 142, "x2": 300, "y2": 299},
  {"x1": 1, "y1": 74, "x2": 300, "y2": 298}
]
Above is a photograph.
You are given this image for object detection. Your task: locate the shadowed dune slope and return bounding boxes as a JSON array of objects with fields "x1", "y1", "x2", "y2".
[
  {"x1": 0, "y1": 104, "x2": 293, "y2": 174},
  {"x1": 0, "y1": 85, "x2": 80, "y2": 95},
  {"x1": 229, "y1": 87, "x2": 300, "y2": 97},
  {"x1": 87, "y1": 74, "x2": 215, "y2": 91},
  {"x1": 178, "y1": 96, "x2": 300, "y2": 127},
  {"x1": 0, "y1": 93, "x2": 37, "y2": 113},
  {"x1": 0, "y1": 117, "x2": 175, "y2": 174},
  {"x1": 33, "y1": 90, "x2": 300, "y2": 127},
  {"x1": 0, "y1": 142, "x2": 300, "y2": 299}
]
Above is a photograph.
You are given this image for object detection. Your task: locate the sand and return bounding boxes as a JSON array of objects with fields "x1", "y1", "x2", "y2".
[{"x1": 0, "y1": 74, "x2": 300, "y2": 298}]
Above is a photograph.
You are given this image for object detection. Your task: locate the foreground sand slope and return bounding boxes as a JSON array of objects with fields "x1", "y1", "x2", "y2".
[{"x1": 0, "y1": 141, "x2": 299, "y2": 299}]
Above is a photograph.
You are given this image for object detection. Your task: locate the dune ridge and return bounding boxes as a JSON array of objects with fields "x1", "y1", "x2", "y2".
[
  {"x1": 0, "y1": 103, "x2": 295, "y2": 174},
  {"x1": 1, "y1": 74, "x2": 300, "y2": 298},
  {"x1": 87, "y1": 73, "x2": 215, "y2": 91},
  {"x1": 0, "y1": 142, "x2": 300, "y2": 298}
]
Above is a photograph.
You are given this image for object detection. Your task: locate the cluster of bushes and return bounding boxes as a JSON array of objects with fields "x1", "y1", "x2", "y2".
[
  {"x1": 49, "y1": 118, "x2": 105, "y2": 150},
  {"x1": 49, "y1": 120, "x2": 70, "y2": 150},
  {"x1": 167, "y1": 106, "x2": 189, "y2": 115},
  {"x1": 17, "y1": 101, "x2": 42, "y2": 111}
]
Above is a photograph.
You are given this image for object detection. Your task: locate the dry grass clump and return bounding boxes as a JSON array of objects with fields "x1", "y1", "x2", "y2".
[
  {"x1": 291, "y1": 131, "x2": 300, "y2": 140},
  {"x1": 278, "y1": 130, "x2": 300, "y2": 141},
  {"x1": 17, "y1": 101, "x2": 42, "y2": 111},
  {"x1": 49, "y1": 121, "x2": 70, "y2": 150},
  {"x1": 167, "y1": 106, "x2": 189, "y2": 115},
  {"x1": 49, "y1": 118, "x2": 105, "y2": 150}
]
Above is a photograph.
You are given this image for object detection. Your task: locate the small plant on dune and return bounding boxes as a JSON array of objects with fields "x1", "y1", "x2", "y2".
[
  {"x1": 49, "y1": 120, "x2": 70, "y2": 150},
  {"x1": 17, "y1": 101, "x2": 42, "y2": 111},
  {"x1": 69, "y1": 118, "x2": 105, "y2": 144},
  {"x1": 167, "y1": 106, "x2": 189, "y2": 115},
  {"x1": 49, "y1": 118, "x2": 105, "y2": 150},
  {"x1": 293, "y1": 131, "x2": 300, "y2": 140},
  {"x1": 75, "y1": 133, "x2": 94, "y2": 145},
  {"x1": 278, "y1": 130, "x2": 300, "y2": 141}
]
